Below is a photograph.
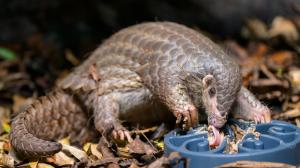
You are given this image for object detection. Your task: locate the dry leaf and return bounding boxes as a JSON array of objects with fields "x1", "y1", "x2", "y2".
[
  {"x1": 17, "y1": 162, "x2": 55, "y2": 168},
  {"x1": 127, "y1": 137, "x2": 156, "y2": 155},
  {"x1": 83, "y1": 143, "x2": 103, "y2": 160},
  {"x1": 295, "y1": 118, "x2": 300, "y2": 128},
  {"x1": 273, "y1": 108, "x2": 300, "y2": 119},
  {"x1": 12, "y1": 94, "x2": 34, "y2": 114},
  {"x1": 117, "y1": 146, "x2": 131, "y2": 158},
  {"x1": 146, "y1": 152, "x2": 184, "y2": 168},
  {"x1": 65, "y1": 49, "x2": 80, "y2": 66},
  {"x1": 0, "y1": 107, "x2": 10, "y2": 134},
  {"x1": 29, "y1": 161, "x2": 38, "y2": 168},
  {"x1": 218, "y1": 160, "x2": 295, "y2": 168},
  {"x1": 47, "y1": 151, "x2": 75, "y2": 166},
  {"x1": 269, "y1": 16, "x2": 299, "y2": 42},
  {"x1": 62, "y1": 144, "x2": 87, "y2": 160},
  {"x1": 129, "y1": 163, "x2": 140, "y2": 168},
  {"x1": 58, "y1": 137, "x2": 70, "y2": 145},
  {"x1": 0, "y1": 141, "x2": 4, "y2": 152},
  {"x1": 0, "y1": 153, "x2": 14, "y2": 168},
  {"x1": 90, "y1": 144, "x2": 102, "y2": 160},
  {"x1": 36, "y1": 163, "x2": 55, "y2": 168},
  {"x1": 289, "y1": 70, "x2": 300, "y2": 87},
  {"x1": 267, "y1": 51, "x2": 293, "y2": 69},
  {"x1": 83, "y1": 142, "x2": 91, "y2": 153},
  {"x1": 242, "y1": 19, "x2": 268, "y2": 39}
]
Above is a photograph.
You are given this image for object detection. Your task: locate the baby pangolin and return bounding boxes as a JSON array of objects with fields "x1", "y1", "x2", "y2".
[{"x1": 9, "y1": 22, "x2": 271, "y2": 158}]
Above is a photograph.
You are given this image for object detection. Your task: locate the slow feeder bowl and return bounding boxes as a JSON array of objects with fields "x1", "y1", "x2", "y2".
[{"x1": 164, "y1": 120, "x2": 300, "y2": 168}]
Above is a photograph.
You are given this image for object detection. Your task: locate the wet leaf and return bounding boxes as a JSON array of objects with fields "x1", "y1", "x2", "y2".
[{"x1": 0, "y1": 47, "x2": 16, "y2": 60}]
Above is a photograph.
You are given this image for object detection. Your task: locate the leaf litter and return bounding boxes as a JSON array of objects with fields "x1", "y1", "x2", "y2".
[{"x1": 0, "y1": 16, "x2": 299, "y2": 167}]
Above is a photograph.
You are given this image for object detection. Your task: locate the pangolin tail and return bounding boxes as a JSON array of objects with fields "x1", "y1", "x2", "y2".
[{"x1": 9, "y1": 90, "x2": 90, "y2": 158}]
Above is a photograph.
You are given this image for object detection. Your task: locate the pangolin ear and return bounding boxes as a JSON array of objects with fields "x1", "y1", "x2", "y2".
[{"x1": 202, "y1": 75, "x2": 215, "y2": 88}]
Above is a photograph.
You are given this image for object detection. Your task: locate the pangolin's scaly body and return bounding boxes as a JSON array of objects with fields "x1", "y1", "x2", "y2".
[{"x1": 10, "y1": 22, "x2": 271, "y2": 158}]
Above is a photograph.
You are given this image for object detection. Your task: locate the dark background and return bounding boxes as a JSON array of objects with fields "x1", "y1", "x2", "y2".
[{"x1": 0, "y1": 0, "x2": 299, "y2": 97}]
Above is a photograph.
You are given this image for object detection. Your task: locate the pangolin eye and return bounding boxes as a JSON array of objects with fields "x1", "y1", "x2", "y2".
[{"x1": 208, "y1": 87, "x2": 216, "y2": 97}]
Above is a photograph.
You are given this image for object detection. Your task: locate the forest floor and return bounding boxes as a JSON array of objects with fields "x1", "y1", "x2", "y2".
[{"x1": 0, "y1": 16, "x2": 300, "y2": 168}]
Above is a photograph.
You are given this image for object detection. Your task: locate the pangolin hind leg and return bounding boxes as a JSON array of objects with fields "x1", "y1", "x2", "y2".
[{"x1": 9, "y1": 90, "x2": 94, "y2": 158}]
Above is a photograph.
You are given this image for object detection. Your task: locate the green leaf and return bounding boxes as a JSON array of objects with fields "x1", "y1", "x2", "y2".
[
  {"x1": 2, "y1": 122, "x2": 11, "y2": 133},
  {"x1": 0, "y1": 47, "x2": 16, "y2": 60},
  {"x1": 276, "y1": 68, "x2": 283, "y2": 77},
  {"x1": 153, "y1": 140, "x2": 164, "y2": 149}
]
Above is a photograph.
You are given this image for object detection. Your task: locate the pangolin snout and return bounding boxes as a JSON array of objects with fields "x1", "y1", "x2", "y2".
[{"x1": 208, "y1": 113, "x2": 227, "y2": 128}]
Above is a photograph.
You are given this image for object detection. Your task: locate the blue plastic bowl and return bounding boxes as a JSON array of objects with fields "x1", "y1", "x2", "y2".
[{"x1": 164, "y1": 120, "x2": 300, "y2": 168}]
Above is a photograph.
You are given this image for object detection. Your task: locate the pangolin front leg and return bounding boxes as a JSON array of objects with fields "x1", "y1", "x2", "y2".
[
  {"x1": 86, "y1": 92, "x2": 133, "y2": 142},
  {"x1": 137, "y1": 66, "x2": 199, "y2": 130},
  {"x1": 231, "y1": 87, "x2": 271, "y2": 123}
]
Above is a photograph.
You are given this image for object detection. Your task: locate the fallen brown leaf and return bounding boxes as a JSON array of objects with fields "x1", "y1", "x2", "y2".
[
  {"x1": 218, "y1": 160, "x2": 295, "y2": 168},
  {"x1": 273, "y1": 108, "x2": 300, "y2": 119},
  {"x1": 97, "y1": 137, "x2": 121, "y2": 168},
  {"x1": 0, "y1": 153, "x2": 14, "y2": 168},
  {"x1": 58, "y1": 137, "x2": 70, "y2": 145},
  {"x1": 146, "y1": 152, "x2": 186, "y2": 168},
  {"x1": 127, "y1": 137, "x2": 156, "y2": 156},
  {"x1": 90, "y1": 143, "x2": 102, "y2": 160},
  {"x1": 242, "y1": 19, "x2": 268, "y2": 39},
  {"x1": 83, "y1": 142, "x2": 103, "y2": 160},
  {"x1": 61, "y1": 144, "x2": 88, "y2": 160},
  {"x1": 12, "y1": 94, "x2": 34, "y2": 114},
  {"x1": 269, "y1": 16, "x2": 299, "y2": 42},
  {"x1": 267, "y1": 51, "x2": 294, "y2": 70},
  {"x1": 47, "y1": 151, "x2": 75, "y2": 166},
  {"x1": 295, "y1": 118, "x2": 300, "y2": 127},
  {"x1": 65, "y1": 49, "x2": 80, "y2": 66}
]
